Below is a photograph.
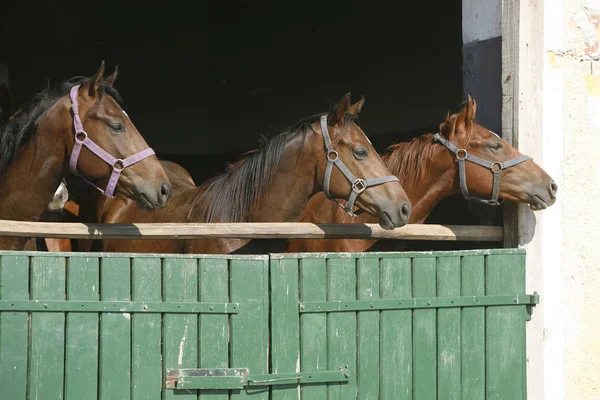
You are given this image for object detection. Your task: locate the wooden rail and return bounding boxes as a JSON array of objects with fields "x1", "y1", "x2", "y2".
[{"x1": 0, "y1": 220, "x2": 503, "y2": 241}]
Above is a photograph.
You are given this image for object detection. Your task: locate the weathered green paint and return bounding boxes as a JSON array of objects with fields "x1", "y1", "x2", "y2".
[
  {"x1": 299, "y1": 294, "x2": 537, "y2": 312},
  {"x1": 198, "y1": 257, "x2": 230, "y2": 400},
  {"x1": 0, "y1": 255, "x2": 29, "y2": 400},
  {"x1": 0, "y1": 299, "x2": 239, "y2": 313},
  {"x1": 28, "y1": 256, "x2": 66, "y2": 400},
  {"x1": 131, "y1": 257, "x2": 162, "y2": 400},
  {"x1": 299, "y1": 257, "x2": 328, "y2": 400},
  {"x1": 163, "y1": 257, "x2": 199, "y2": 400},
  {"x1": 0, "y1": 249, "x2": 532, "y2": 399},
  {"x1": 64, "y1": 256, "x2": 99, "y2": 400},
  {"x1": 99, "y1": 257, "x2": 131, "y2": 400}
]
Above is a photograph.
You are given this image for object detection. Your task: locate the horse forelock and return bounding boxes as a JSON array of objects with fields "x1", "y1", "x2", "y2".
[{"x1": 0, "y1": 76, "x2": 124, "y2": 177}]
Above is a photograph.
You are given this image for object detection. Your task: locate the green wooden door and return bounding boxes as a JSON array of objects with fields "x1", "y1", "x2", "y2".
[
  {"x1": 0, "y1": 249, "x2": 535, "y2": 399},
  {"x1": 269, "y1": 249, "x2": 535, "y2": 400},
  {"x1": 0, "y1": 252, "x2": 269, "y2": 400}
]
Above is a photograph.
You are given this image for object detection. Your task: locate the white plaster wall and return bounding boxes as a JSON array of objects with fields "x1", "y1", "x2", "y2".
[
  {"x1": 545, "y1": 0, "x2": 600, "y2": 398},
  {"x1": 462, "y1": 0, "x2": 502, "y2": 43}
]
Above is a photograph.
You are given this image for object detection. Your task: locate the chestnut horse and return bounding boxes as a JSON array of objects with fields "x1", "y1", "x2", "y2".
[
  {"x1": 0, "y1": 62, "x2": 171, "y2": 250},
  {"x1": 77, "y1": 93, "x2": 412, "y2": 254},
  {"x1": 286, "y1": 96, "x2": 558, "y2": 252}
]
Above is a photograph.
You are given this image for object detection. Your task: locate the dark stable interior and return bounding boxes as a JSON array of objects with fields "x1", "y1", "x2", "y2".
[{"x1": 0, "y1": 0, "x2": 501, "y2": 251}]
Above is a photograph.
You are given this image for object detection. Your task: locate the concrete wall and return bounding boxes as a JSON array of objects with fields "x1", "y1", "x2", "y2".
[{"x1": 544, "y1": 1, "x2": 600, "y2": 398}]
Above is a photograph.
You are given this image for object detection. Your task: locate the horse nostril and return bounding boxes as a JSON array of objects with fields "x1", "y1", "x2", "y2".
[
  {"x1": 160, "y1": 182, "x2": 171, "y2": 199},
  {"x1": 401, "y1": 202, "x2": 411, "y2": 220},
  {"x1": 549, "y1": 180, "x2": 558, "y2": 196}
]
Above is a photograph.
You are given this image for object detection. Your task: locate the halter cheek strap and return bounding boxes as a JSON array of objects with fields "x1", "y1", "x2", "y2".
[
  {"x1": 68, "y1": 85, "x2": 156, "y2": 198},
  {"x1": 433, "y1": 133, "x2": 531, "y2": 206},
  {"x1": 320, "y1": 115, "x2": 400, "y2": 216}
]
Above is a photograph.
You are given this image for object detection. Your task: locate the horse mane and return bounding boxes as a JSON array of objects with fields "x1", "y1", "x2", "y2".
[
  {"x1": 382, "y1": 105, "x2": 475, "y2": 189},
  {"x1": 0, "y1": 76, "x2": 123, "y2": 176},
  {"x1": 189, "y1": 113, "x2": 324, "y2": 222}
]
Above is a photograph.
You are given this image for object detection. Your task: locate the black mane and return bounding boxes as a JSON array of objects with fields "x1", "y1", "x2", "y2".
[
  {"x1": 190, "y1": 113, "x2": 325, "y2": 222},
  {"x1": 0, "y1": 76, "x2": 122, "y2": 176}
]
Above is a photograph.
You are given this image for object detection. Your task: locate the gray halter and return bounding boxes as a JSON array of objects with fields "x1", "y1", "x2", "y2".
[
  {"x1": 433, "y1": 133, "x2": 531, "y2": 206},
  {"x1": 320, "y1": 114, "x2": 400, "y2": 216}
]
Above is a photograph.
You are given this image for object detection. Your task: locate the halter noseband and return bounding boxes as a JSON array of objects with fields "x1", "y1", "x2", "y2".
[
  {"x1": 320, "y1": 115, "x2": 400, "y2": 216},
  {"x1": 433, "y1": 133, "x2": 531, "y2": 206},
  {"x1": 68, "y1": 85, "x2": 156, "y2": 198}
]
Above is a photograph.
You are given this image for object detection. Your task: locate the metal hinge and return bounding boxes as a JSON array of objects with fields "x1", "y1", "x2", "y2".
[
  {"x1": 166, "y1": 367, "x2": 350, "y2": 390},
  {"x1": 0, "y1": 300, "x2": 239, "y2": 314},
  {"x1": 299, "y1": 293, "x2": 540, "y2": 313}
]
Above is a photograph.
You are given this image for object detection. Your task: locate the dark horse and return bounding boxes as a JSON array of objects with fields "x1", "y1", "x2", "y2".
[
  {"x1": 0, "y1": 62, "x2": 172, "y2": 250},
  {"x1": 287, "y1": 96, "x2": 558, "y2": 252},
  {"x1": 75, "y1": 93, "x2": 412, "y2": 254}
]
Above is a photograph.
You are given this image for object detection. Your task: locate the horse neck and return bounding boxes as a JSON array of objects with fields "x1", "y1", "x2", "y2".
[
  {"x1": 0, "y1": 100, "x2": 70, "y2": 227},
  {"x1": 188, "y1": 128, "x2": 320, "y2": 223},
  {"x1": 383, "y1": 135, "x2": 458, "y2": 223}
]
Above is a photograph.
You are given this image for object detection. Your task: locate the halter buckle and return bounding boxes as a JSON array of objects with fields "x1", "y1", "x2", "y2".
[
  {"x1": 75, "y1": 131, "x2": 88, "y2": 142},
  {"x1": 352, "y1": 178, "x2": 367, "y2": 194},
  {"x1": 456, "y1": 149, "x2": 468, "y2": 160},
  {"x1": 491, "y1": 162, "x2": 503, "y2": 173},
  {"x1": 113, "y1": 159, "x2": 125, "y2": 170},
  {"x1": 327, "y1": 150, "x2": 339, "y2": 162}
]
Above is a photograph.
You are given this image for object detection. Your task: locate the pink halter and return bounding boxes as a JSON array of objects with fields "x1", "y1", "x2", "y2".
[{"x1": 68, "y1": 85, "x2": 155, "y2": 198}]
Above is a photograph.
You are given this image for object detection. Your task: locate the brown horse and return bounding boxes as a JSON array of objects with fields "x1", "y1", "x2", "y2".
[
  {"x1": 78, "y1": 93, "x2": 412, "y2": 254},
  {"x1": 287, "y1": 96, "x2": 558, "y2": 252},
  {"x1": 0, "y1": 62, "x2": 171, "y2": 250}
]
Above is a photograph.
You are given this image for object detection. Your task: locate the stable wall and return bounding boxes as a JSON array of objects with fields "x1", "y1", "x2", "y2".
[{"x1": 544, "y1": 0, "x2": 600, "y2": 398}]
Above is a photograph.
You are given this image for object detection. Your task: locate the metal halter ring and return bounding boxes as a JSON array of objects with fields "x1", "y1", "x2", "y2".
[
  {"x1": 491, "y1": 162, "x2": 503, "y2": 173},
  {"x1": 352, "y1": 178, "x2": 367, "y2": 194},
  {"x1": 75, "y1": 131, "x2": 88, "y2": 142},
  {"x1": 113, "y1": 159, "x2": 125, "y2": 170},
  {"x1": 327, "y1": 150, "x2": 339, "y2": 161},
  {"x1": 456, "y1": 148, "x2": 468, "y2": 160}
]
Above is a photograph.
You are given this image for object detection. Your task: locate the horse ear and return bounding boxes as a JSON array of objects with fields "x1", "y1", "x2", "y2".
[
  {"x1": 105, "y1": 65, "x2": 118, "y2": 87},
  {"x1": 348, "y1": 96, "x2": 365, "y2": 116},
  {"x1": 331, "y1": 92, "x2": 352, "y2": 125},
  {"x1": 466, "y1": 94, "x2": 477, "y2": 122},
  {"x1": 88, "y1": 60, "x2": 106, "y2": 97}
]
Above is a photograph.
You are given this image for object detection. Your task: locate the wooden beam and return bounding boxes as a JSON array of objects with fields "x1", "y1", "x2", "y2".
[
  {"x1": 502, "y1": 0, "x2": 520, "y2": 248},
  {"x1": 0, "y1": 220, "x2": 503, "y2": 241}
]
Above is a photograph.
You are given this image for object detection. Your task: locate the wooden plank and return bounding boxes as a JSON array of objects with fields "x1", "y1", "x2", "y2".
[
  {"x1": 486, "y1": 253, "x2": 526, "y2": 399},
  {"x1": 28, "y1": 256, "x2": 66, "y2": 400},
  {"x1": 230, "y1": 257, "x2": 269, "y2": 400},
  {"x1": 0, "y1": 220, "x2": 503, "y2": 241},
  {"x1": 412, "y1": 257, "x2": 437, "y2": 400},
  {"x1": 299, "y1": 257, "x2": 327, "y2": 400},
  {"x1": 326, "y1": 257, "x2": 357, "y2": 400},
  {"x1": 163, "y1": 257, "x2": 198, "y2": 400},
  {"x1": 0, "y1": 255, "x2": 29, "y2": 400},
  {"x1": 436, "y1": 256, "x2": 461, "y2": 400},
  {"x1": 64, "y1": 256, "x2": 100, "y2": 400},
  {"x1": 131, "y1": 257, "x2": 162, "y2": 400},
  {"x1": 380, "y1": 257, "x2": 412, "y2": 400},
  {"x1": 270, "y1": 258, "x2": 300, "y2": 400},
  {"x1": 99, "y1": 257, "x2": 131, "y2": 400},
  {"x1": 356, "y1": 257, "x2": 379, "y2": 400},
  {"x1": 461, "y1": 255, "x2": 486, "y2": 400},
  {"x1": 199, "y1": 258, "x2": 230, "y2": 400}
]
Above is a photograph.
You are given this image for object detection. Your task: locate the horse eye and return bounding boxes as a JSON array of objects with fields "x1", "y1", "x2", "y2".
[
  {"x1": 354, "y1": 148, "x2": 368, "y2": 159},
  {"x1": 108, "y1": 122, "x2": 124, "y2": 132},
  {"x1": 489, "y1": 142, "x2": 503, "y2": 151}
]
